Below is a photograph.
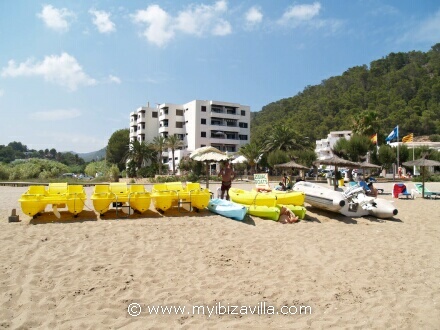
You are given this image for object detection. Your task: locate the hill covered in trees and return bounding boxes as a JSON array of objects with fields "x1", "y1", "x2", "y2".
[{"x1": 251, "y1": 44, "x2": 440, "y2": 144}]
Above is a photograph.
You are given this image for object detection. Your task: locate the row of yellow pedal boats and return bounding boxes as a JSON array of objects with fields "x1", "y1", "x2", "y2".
[
  {"x1": 18, "y1": 182, "x2": 306, "y2": 221},
  {"x1": 18, "y1": 182, "x2": 212, "y2": 218}
]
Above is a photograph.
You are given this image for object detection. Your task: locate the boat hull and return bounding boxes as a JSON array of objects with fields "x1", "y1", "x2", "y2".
[
  {"x1": 207, "y1": 198, "x2": 247, "y2": 221},
  {"x1": 151, "y1": 182, "x2": 211, "y2": 212},
  {"x1": 247, "y1": 205, "x2": 280, "y2": 221},
  {"x1": 91, "y1": 183, "x2": 151, "y2": 215},
  {"x1": 229, "y1": 188, "x2": 277, "y2": 207},
  {"x1": 19, "y1": 184, "x2": 86, "y2": 217},
  {"x1": 293, "y1": 182, "x2": 346, "y2": 212},
  {"x1": 277, "y1": 204, "x2": 307, "y2": 220}
]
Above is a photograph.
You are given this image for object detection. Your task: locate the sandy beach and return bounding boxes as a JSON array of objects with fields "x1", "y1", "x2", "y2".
[{"x1": 1, "y1": 181, "x2": 439, "y2": 329}]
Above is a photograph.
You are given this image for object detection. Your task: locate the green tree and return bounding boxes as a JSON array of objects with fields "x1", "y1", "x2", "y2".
[
  {"x1": 239, "y1": 142, "x2": 265, "y2": 174},
  {"x1": 333, "y1": 134, "x2": 373, "y2": 162},
  {"x1": 152, "y1": 135, "x2": 167, "y2": 175},
  {"x1": 106, "y1": 129, "x2": 130, "y2": 171},
  {"x1": 264, "y1": 124, "x2": 304, "y2": 152},
  {"x1": 124, "y1": 140, "x2": 156, "y2": 176},
  {"x1": 267, "y1": 150, "x2": 289, "y2": 168},
  {"x1": 165, "y1": 135, "x2": 184, "y2": 175},
  {"x1": 378, "y1": 145, "x2": 396, "y2": 170},
  {"x1": 352, "y1": 110, "x2": 378, "y2": 136}
]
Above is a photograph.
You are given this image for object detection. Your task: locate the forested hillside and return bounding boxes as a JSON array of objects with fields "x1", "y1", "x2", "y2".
[{"x1": 251, "y1": 44, "x2": 440, "y2": 144}]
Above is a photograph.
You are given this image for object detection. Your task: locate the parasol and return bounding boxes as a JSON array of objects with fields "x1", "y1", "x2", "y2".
[
  {"x1": 402, "y1": 158, "x2": 440, "y2": 198},
  {"x1": 274, "y1": 160, "x2": 310, "y2": 180},
  {"x1": 313, "y1": 155, "x2": 360, "y2": 190},
  {"x1": 231, "y1": 155, "x2": 248, "y2": 164},
  {"x1": 190, "y1": 146, "x2": 230, "y2": 188}
]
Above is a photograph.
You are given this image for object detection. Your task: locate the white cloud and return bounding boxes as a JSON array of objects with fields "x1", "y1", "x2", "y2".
[
  {"x1": 176, "y1": 0, "x2": 230, "y2": 36},
  {"x1": 132, "y1": 5, "x2": 174, "y2": 47},
  {"x1": 89, "y1": 9, "x2": 116, "y2": 33},
  {"x1": 0, "y1": 89, "x2": 4, "y2": 97},
  {"x1": 1, "y1": 53, "x2": 96, "y2": 91},
  {"x1": 245, "y1": 6, "x2": 263, "y2": 27},
  {"x1": 30, "y1": 109, "x2": 82, "y2": 121},
  {"x1": 132, "y1": 0, "x2": 231, "y2": 47},
  {"x1": 108, "y1": 75, "x2": 121, "y2": 84},
  {"x1": 37, "y1": 4, "x2": 75, "y2": 32},
  {"x1": 278, "y1": 2, "x2": 321, "y2": 26},
  {"x1": 408, "y1": 9, "x2": 440, "y2": 44},
  {"x1": 212, "y1": 19, "x2": 232, "y2": 36}
]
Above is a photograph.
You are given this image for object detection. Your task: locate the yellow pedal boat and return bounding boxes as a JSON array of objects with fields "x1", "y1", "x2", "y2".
[
  {"x1": 90, "y1": 183, "x2": 151, "y2": 215},
  {"x1": 19, "y1": 183, "x2": 86, "y2": 218},
  {"x1": 151, "y1": 182, "x2": 211, "y2": 212}
]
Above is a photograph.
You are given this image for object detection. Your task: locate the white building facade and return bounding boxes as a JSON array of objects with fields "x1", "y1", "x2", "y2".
[
  {"x1": 130, "y1": 100, "x2": 251, "y2": 173},
  {"x1": 315, "y1": 130, "x2": 353, "y2": 160}
]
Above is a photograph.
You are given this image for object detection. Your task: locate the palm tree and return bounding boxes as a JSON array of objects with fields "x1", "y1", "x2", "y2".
[
  {"x1": 264, "y1": 124, "x2": 304, "y2": 152},
  {"x1": 123, "y1": 140, "x2": 155, "y2": 176},
  {"x1": 165, "y1": 135, "x2": 184, "y2": 175},
  {"x1": 352, "y1": 110, "x2": 378, "y2": 136},
  {"x1": 239, "y1": 141, "x2": 265, "y2": 174},
  {"x1": 152, "y1": 135, "x2": 167, "y2": 175}
]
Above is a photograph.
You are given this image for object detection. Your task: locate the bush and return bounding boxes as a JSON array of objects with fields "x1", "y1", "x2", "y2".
[
  {"x1": 0, "y1": 164, "x2": 9, "y2": 180},
  {"x1": 108, "y1": 164, "x2": 120, "y2": 182}
]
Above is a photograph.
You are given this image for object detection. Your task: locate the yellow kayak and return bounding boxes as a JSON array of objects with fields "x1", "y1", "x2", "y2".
[
  {"x1": 228, "y1": 187, "x2": 277, "y2": 207},
  {"x1": 251, "y1": 188, "x2": 305, "y2": 206},
  {"x1": 247, "y1": 205, "x2": 280, "y2": 220},
  {"x1": 277, "y1": 204, "x2": 307, "y2": 220}
]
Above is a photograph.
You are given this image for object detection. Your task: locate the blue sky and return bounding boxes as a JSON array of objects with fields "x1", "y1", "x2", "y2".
[{"x1": 1, "y1": 1, "x2": 439, "y2": 153}]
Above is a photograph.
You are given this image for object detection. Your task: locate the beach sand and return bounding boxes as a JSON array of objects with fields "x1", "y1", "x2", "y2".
[{"x1": 1, "y1": 182, "x2": 439, "y2": 329}]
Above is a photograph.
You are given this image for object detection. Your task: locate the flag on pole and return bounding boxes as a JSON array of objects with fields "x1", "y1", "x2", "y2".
[
  {"x1": 370, "y1": 133, "x2": 377, "y2": 144},
  {"x1": 402, "y1": 133, "x2": 413, "y2": 143},
  {"x1": 385, "y1": 126, "x2": 398, "y2": 143}
]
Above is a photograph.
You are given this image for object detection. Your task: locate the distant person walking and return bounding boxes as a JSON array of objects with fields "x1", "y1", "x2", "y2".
[{"x1": 218, "y1": 161, "x2": 235, "y2": 200}]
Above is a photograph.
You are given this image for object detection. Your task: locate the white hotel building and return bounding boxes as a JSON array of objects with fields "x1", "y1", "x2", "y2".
[
  {"x1": 130, "y1": 100, "x2": 251, "y2": 173},
  {"x1": 315, "y1": 130, "x2": 353, "y2": 161}
]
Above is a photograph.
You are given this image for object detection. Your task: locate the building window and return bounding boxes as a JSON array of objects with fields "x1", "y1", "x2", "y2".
[
  {"x1": 239, "y1": 135, "x2": 248, "y2": 140},
  {"x1": 176, "y1": 122, "x2": 183, "y2": 128},
  {"x1": 239, "y1": 122, "x2": 248, "y2": 128},
  {"x1": 201, "y1": 118, "x2": 206, "y2": 124},
  {"x1": 176, "y1": 109, "x2": 184, "y2": 116},
  {"x1": 201, "y1": 106, "x2": 206, "y2": 112},
  {"x1": 201, "y1": 132, "x2": 206, "y2": 137},
  {"x1": 152, "y1": 112, "x2": 158, "y2": 118}
]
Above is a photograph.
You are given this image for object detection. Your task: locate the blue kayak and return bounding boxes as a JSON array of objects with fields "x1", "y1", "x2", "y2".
[{"x1": 207, "y1": 198, "x2": 247, "y2": 221}]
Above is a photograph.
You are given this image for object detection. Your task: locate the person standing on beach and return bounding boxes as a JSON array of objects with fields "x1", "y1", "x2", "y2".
[{"x1": 218, "y1": 161, "x2": 235, "y2": 200}]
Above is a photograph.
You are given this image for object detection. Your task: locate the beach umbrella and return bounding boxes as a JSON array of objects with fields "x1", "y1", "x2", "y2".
[
  {"x1": 402, "y1": 158, "x2": 440, "y2": 198},
  {"x1": 274, "y1": 160, "x2": 309, "y2": 180},
  {"x1": 313, "y1": 155, "x2": 360, "y2": 190},
  {"x1": 231, "y1": 155, "x2": 247, "y2": 164},
  {"x1": 190, "y1": 146, "x2": 230, "y2": 189},
  {"x1": 358, "y1": 161, "x2": 382, "y2": 179}
]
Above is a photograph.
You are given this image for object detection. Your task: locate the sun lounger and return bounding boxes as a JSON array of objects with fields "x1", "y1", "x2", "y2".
[
  {"x1": 412, "y1": 183, "x2": 439, "y2": 199},
  {"x1": 393, "y1": 183, "x2": 414, "y2": 199}
]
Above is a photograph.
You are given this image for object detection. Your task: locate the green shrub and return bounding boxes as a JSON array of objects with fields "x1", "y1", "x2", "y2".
[{"x1": 0, "y1": 164, "x2": 9, "y2": 180}]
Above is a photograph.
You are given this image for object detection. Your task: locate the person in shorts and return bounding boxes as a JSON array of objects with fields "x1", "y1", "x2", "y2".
[{"x1": 218, "y1": 161, "x2": 235, "y2": 200}]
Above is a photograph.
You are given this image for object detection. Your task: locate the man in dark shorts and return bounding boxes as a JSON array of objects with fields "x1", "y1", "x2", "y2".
[{"x1": 218, "y1": 161, "x2": 235, "y2": 200}]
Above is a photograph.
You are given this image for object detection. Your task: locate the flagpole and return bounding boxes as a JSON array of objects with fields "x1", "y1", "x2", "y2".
[{"x1": 396, "y1": 125, "x2": 399, "y2": 170}]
